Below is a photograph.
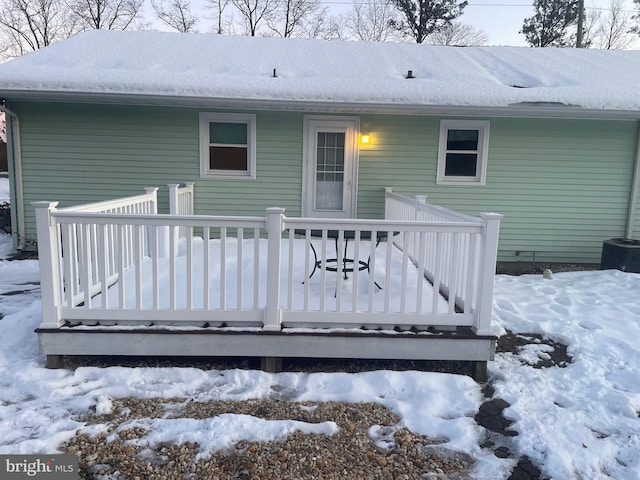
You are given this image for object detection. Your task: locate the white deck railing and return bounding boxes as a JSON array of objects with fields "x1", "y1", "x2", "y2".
[
  {"x1": 168, "y1": 182, "x2": 195, "y2": 216},
  {"x1": 168, "y1": 183, "x2": 194, "y2": 238},
  {"x1": 34, "y1": 188, "x2": 160, "y2": 326},
  {"x1": 384, "y1": 188, "x2": 503, "y2": 334},
  {"x1": 34, "y1": 186, "x2": 501, "y2": 335}
]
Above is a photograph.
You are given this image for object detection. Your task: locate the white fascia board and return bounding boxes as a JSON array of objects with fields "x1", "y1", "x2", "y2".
[{"x1": 2, "y1": 89, "x2": 640, "y2": 121}]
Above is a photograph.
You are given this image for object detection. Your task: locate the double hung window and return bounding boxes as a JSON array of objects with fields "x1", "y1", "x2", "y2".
[
  {"x1": 199, "y1": 113, "x2": 256, "y2": 179},
  {"x1": 437, "y1": 120, "x2": 490, "y2": 185}
]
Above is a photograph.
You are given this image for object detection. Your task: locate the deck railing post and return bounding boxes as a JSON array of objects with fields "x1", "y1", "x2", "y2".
[
  {"x1": 167, "y1": 183, "x2": 182, "y2": 249},
  {"x1": 33, "y1": 201, "x2": 63, "y2": 329},
  {"x1": 384, "y1": 187, "x2": 393, "y2": 219},
  {"x1": 412, "y1": 195, "x2": 428, "y2": 255},
  {"x1": 168, "y1": 184, "x2": 179, "y2": 214},
  {"x1": 143, "y1": 187, "x2": 159, "y2": 258},
  {"x1": 264, "y1": 207, "x2": 285, "y2": 331},
  {"x1": 144, "y1": 187, "x2": 159, "y2": 214},
  {"x1": 168, "y1": 183, "x2": 195, "y2": 241},
  {"x1": 474, "y1": 213, "x2": 503, "y2": 335},
  {"x1": 184, "y1": 182, "x2": 195, "y2": 215}
]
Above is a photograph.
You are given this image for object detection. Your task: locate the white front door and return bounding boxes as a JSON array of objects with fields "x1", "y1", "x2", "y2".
[{"x1": 303, "y1": 117, "x2": 359, "y2": 218}]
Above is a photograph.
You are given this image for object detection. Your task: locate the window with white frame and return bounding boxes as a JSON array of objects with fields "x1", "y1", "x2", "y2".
[
  {"x1": 199, "y1": 112, "x2": 256, "y2": 179},
  {"x1": 437, "y1": 120, "x2": 490, "y2": 185}
]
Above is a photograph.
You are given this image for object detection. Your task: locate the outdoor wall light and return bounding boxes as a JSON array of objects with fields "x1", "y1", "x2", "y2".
[{"x1": 361, "y1": 134, "x2": 370, "y2": 145}]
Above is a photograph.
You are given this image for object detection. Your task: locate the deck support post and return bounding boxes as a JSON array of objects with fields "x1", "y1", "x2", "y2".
[
  {"x1": 33, "y1": 201, "x2": 63, "y2": 329},
  {"x1": 474, "y1": 213, "x2": 503, "y2": 335},
  {"x1": 46, "y1": 355, "x2": 64, "y2": 369},
  {"x1": 261, "y1": 357, "x2": 283, "y2": 373},
  {"x1": 264, "y1": 208, "x2": 285, "y2": 332},
  {"x1": 472, "y1": 361, "x2": 488, "y2": 383}
]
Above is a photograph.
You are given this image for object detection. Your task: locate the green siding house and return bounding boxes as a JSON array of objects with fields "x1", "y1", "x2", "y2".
[{"x1": 1, "y1": 30, "x2": 640, "y2": 267}]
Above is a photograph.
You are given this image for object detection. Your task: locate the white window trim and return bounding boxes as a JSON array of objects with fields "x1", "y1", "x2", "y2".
[
  {"x1": 437, "y1": 120, "x2": 490, "y2": 186},
  {"x1": 199, "y1": 112, "x2": 257, "y2": 179}
]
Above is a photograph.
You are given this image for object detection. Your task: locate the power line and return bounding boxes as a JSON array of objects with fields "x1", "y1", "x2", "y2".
[
  {"x1": 317, "y1": 0, "x2": 530, "y2": 4},
  {"x1": 316, "y1": 0, "x2": 637, "y2": 14}
]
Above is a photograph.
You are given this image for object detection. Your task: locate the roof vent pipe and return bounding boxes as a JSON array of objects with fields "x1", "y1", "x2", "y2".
[
  {"x1": 406, "y1": 70, "x2": 414, "y2": 79},
  {"x1": 272, "y1": 68, "x2": 277, "y2": 78}
]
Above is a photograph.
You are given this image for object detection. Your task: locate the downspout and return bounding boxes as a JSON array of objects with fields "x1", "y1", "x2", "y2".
[
  {"x1": 627, "y1": 121, "x2": 640, "y2": 239},
  {"x1": 1, "y1": 103, "x2": 26, "y2": 250}
]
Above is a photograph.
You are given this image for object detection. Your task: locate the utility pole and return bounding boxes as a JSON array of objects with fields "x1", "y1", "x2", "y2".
[{"x1": 576, "y1": 0, "x2": 585, "y2": 47}]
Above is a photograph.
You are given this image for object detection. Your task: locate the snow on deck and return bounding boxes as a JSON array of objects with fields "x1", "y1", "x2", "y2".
[{"x1": 92, "y1": 237, "x2": 449, "y2": 315}]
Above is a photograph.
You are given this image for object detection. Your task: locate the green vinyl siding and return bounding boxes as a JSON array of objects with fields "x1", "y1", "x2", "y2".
[
  {"x1": 13, "y1": 102, "x2": 304, "y2": 242},
  {"x1": 357, "y1": 115, "x2": 439, "y2": 218},
  {"x1": 356, "y1": 116, "x2": 637, "y2": 264},
  {"x1": 11, "y1": 101, "x2": 639, "y2": 264}
]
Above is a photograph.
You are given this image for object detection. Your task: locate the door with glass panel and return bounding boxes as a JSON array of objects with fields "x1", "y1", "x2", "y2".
[{"x1": 303, "y1": 117, "x2": 358, "y2": 218}]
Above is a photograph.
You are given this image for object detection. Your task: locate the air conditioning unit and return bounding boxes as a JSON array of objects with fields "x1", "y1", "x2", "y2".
[{"x1": 600, "y1": 238, "x2": 640, "y2": 273}]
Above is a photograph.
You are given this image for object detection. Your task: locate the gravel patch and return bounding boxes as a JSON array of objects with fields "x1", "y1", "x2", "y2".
[
  {"x1": 55, "y1": 265, "x2": 598, "y2": 478},
  {"x1": 62, "y1": 398, "x2": 474, "y2": 480}
]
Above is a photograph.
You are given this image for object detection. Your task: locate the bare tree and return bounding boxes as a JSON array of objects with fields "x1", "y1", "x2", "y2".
[
  {"x1": 318, "y1": 13, "x2": 349, "y2": 39},
  {"x1": 232, "y1": 0, "x2": 278, "y2": 36},
  {"x1": 151, "y1": 0, "x2": 198, "y2": 33},
  {"x1": 580, "y1": 4, "x2": 599, "y2": 46},
  {"x1": 426, "y1": 21, "x2": 487, "y2": 45},
  {"x1": 68, "y1": 0, "x2": 144, "y2": 30},
  {"x1": 206, "y1": 0, "x2": 232, "y2": 34},
  {"x1": 588, "y1": 0, "x2": 633, "y2": 49},
  {"x1": 346, "y1": 0, "x2": 400, "y2": 41},
  {"x1": 632, "y1": 0, "x2": 640, "y2": 36},
  {"x1": 0, "y1": 0, "x2": 79, "y2": 56},
  {"x1": 0, "y1": 36, "x2": 11, "y2": 59},
  {"x1": 295, "y1": 7, "x2": 345, "y2": 38},
  {"x1": 267, "y1": 0, "x2": 320, "y2": 37}
]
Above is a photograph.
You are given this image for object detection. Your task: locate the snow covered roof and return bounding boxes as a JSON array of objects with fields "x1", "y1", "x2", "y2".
[{"x1": 1, "y1": 29, "x2": 640, "y2": 118}]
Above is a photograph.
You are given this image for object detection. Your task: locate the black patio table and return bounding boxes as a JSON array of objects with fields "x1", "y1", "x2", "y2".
[{"x1": 293, "y1": 229, "x2": 396, "y2": 288}]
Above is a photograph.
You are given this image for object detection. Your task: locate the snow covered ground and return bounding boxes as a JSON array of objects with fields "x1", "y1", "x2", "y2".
[{"x1": 0, "y1": 231, "x2": 639, "y2": 479}]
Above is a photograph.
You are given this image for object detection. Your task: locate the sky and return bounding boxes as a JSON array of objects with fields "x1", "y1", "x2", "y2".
[
  {"x1": 170, "y1": 0, "x2": 640, "y2": 48},
  {"x1": 462, "y1": 0, "x2": 638, "y2": 47},
  {"x1": 0, "y1": 204, "x2": 639, "y2": 479},
  {"x1": 463, "y1": 0, "x2": 537, "y2": 46},
  {"x1": 416, "y1": 0, "x2": 639, "y2": 46},
  {"x1": 311, "y1": 0, "x2": 640, "y2": 47}
]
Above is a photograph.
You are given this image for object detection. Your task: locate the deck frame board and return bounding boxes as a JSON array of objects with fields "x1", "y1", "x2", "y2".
[{"x1": 37, "y1": 327, "x2": 496, "y2": 362}]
